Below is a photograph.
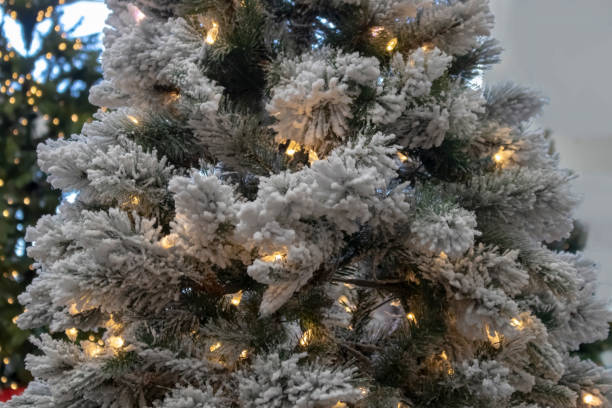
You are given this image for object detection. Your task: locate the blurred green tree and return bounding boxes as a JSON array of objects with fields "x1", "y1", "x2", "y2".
[{"x1": 0, "y1": 0, "x2": 100, "y2": 390}]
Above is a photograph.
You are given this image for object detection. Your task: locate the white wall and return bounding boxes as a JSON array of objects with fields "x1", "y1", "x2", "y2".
[{"x1": 486, "y1": 0, "x2": 612, "y2": 295}]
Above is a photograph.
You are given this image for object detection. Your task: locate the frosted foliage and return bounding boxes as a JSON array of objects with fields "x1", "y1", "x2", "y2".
[
  {"x1": 409, "y1": 0, "x2": 494, "y2": 55},
  {"x1": 21, "y1": 209, "x2": 190, "y2": 321},
  {"x1": 236, "y1": 353, "x2": 360, "y2": 407},
  {"x1": 267, "y1": 49, "x2": 381, "y2": 153},
  {"x1": 457, "y1": 359, "x2": 514, "y2": 403},
  {"x1": 485, "y1": 83, "x2": 546, "y2": 126},
  {"x1": 10, "y1": 0, "x2": 612, "y2": 406},
  {"x1": 156, "y1": 386, "x2": 225, "y2": 408},
  {"x1": 410, "y1": 205, "x2": 479, "y2": 257},
  {"x1": 92, "y1": 14, "x2": 222, "y2": 112},
  {"x1": 449, "y1": 168, "x2": 578, "y2": 243},
  {"x1": 238, "y1": 133, "x2": 408, "y2": 314},
  {"x1": 169, "y1": 171, "x2": 242, "y2": 268}
]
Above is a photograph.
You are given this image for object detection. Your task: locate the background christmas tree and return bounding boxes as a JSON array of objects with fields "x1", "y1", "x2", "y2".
[
  {"x1": 3, "y1": 0, "x2": 612, "y2": 407},
  {"x1": 0, "y1": 0, "x2": 100, "y2": 394}
]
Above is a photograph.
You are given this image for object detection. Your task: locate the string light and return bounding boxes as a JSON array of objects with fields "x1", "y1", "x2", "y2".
[
  {"x1": 493, "y1": 147, "x2": 512, "y2": 165},
  {"x1": 386, "y1": 37, "x2": 399, "y2": 52},
  {"x1": 209, "y1": 342, "x2": 222, "y2": 352},
  {"x1": 160, "y1": 235, "x2": 175, "y2": 249},
  {"x1": 130, "y1": 195, "x2": 140, "y2": 205},
  {"x1": 285, "y1": 140, "x2": 300, "y2": 157},
  {"x1": 71, "y1": 114, "x2": 78, "y2": 122},
  {"x1": 69, "y1": 303, "x2": 80, "y2": 315},
  {"x1": 299, "y1": 329, "x2": 313, "y2": 347},
  {"x1": 333, "y1": 402, "x2": 347, "y2": 408},
  {"x1": 82, "y1": 341, "x2": 103, "y2": 358},
  {"x1": 127, "y1": 115, "x2": 139, "y2": 125},
  {"x1": 206, "y1": 21, "x2": 219, "y2": 45},
  {"x1": 128, "y1": 4, "x2": 146, "y2": 24},
  {"x1": 0, "y1": 377, "x2": 5, "y2": 384},
  {"x1": 10, "y1": 382, "x2": 17, "y2": 390},
  {"x1": 7, "y1": 298, "x2": 14, "y2": 305},
  {"x1": 485, "y1": 325, "x2": 501, "y2": 349},
  {"x1": 371, "y1": 26, "x2": 384, "y2": 37},
  {"x1": 230, "y1": 290, "x2": 243, "y2": 306},
  {"x1": 338, "y1": 295, "x2": 355, "y2": 313},
  {"x1": 397, "y1": 152, "x2": 409, "y2": 162},
  {"x1": 510, "y1": 317, "x2": 524, "y2": 330},
  {"x1": 421, "y1": 42, "x2": 434, "y2": 52},
  {"x1": 58, "y1": 42, "x2": 67, "y2": 51},
  {"x1": 583, "y1": 393, "x2": 602, "y2": 406},
  {"x1": 406, "y1": 312, "x2": 417, "y2": 323},
  {"x1": 107, "y1": 336, "x2": 125, "y2": 350},
  {"x1": 23, "y1": 197, "x2": 30, "y2": 205},
  {"x1": 2, "y1": 358, "x2": 9, "y2": 365},
  {"x1": 240, "y1": 349, "x2": 249, "y2": 359},
  {"x1": 262, "y1": 252, "x2": 285, "y2": 262},
  {"x1": 65, "y1": 328, "x2": 78, "y2": 342},
  {"x1": 0, "y1": 179, "x2": 3, "y2": 187}
]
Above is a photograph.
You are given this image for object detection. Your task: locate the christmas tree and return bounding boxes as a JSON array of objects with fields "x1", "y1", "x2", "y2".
[
  {"x1": 4, "y1": 0, "x2": 612, "y2": 406},
  {"x1": 0, "y1": 0, "x2": 100, "y2": 395}
]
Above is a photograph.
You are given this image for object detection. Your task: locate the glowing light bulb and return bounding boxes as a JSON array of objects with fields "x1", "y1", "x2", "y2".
[
  {"x1": 3, "y1": 358, "x2": 9, "y2": 365},
  {"x1": 23, "y1": 197, "x2": 30, "y2": 205},
  {"x1": 128, "y1": 4, "x2": 146, "y2": 24},
  {"x1": 397, "y1": 152, "x2": 409, "y2": 162},
  {"x1": 58, "y1": 42, "x2": 67, "y2": 51},
  {"x1": 485, "y1": 325, "x2": 501, "y2": 349},
  {"x1": 71, "y1": 114, "x2": 78, "y2": 122},
  {"x1": 583, "y1": 393, "x2": 602, "y2": 406},
  {"x1": 371, "y1": 26, "x2": 384, "y2": 37},
  {"x1": 127, "y1": 115, "x2": 139, "y2": 125},
  {"x1": 160, "y1": 235, "x2": 175, "y2": 249},
  {"x1": 0, "y1": 377, "x2": 6, "y2": 383},
  {"x1": 230, "y1": 290, "x2": 243, "y2": 306},
  {"x1": 285, "y1": 140, "x2": 300, "y2": 157},
  {"x1": 209, "y1": 342, "x2": 222, "y2": 352},
  {"x1": 206, "y1": 22, "x2": 219, "y2": 45},
  {"x1": 10, "y1": 382, "x2": 17, "y2": 390},
  {"x1": 130, "y1": 195, "x2": 140, "y2": 205},
  {"x1": 299, "y1": 329, "x2": 313, "y2": 347},
  {"x1": 107, "y1": 336, "x2": 125, "y2": 349},
  {"x1": 440, "y1": 350, "x2": 448, "y2": 361},
  {"x1": 83, "y1": 341, "x2": 103, "y2": 358},
  {"x1": 240, "y1": 349, "x2": 248, "y2": 359},
  {"x1": 7, "y1": 298, "x2": 14, "y2": 305},
  {"x1": 386, "y1": 37, "x2": 398, "y2": 52},
  {"x1": 406, "y1": 313, "x2": 417, "y2": 323},
  {"x1": 262, "y1": 252, "x2": 285, "y2": 262},
  {"x1": 65, "y1": 327, "x2": 78, "y2": 342},
  {"x1": 510, "y1": 318, "x2": 524, "y2": 330},
  {"x1": 308, "y1": 150, "x2": 319, "y2": 163},
  {"x1": 338, "y1": 295, "x2": 354, "y2": 313},
  {"x1": 69, "y1": 303, "x2": 79, "y2": 315},
  {"x1": 359, "y1": 387, "x2": 368, "y2": 396}
]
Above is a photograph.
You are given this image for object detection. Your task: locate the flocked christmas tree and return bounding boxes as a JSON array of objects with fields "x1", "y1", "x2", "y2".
[
  {"x1": 0, "y1": 0, "x2": 100, "y2": 394},
  {"x1": 3, "y1": 0, "x2": 612, "y2": 407}
]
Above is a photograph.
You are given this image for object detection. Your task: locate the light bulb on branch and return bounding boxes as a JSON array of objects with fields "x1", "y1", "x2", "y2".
[
  {"x1": 65, "y1": 328, "x2": 78, "y2": 342},
  {"x1": 485, "y1": 325, "x2": 501, "y2": 349},
  {"x1": 299, "y1": 329, "x2": 313, "y2": 347},
  {"x1": 386, "y1": 37, "x2": 399, "y2": 52},
  {"x1": 261, "y1": 251, "x2": 286, "y2": 263},
  {"x1": 206, "y1": 22, "x2": 219, "y2": 45},
  {"x1": 583, "y1": 392, "x2": 602, "y2": 406}
]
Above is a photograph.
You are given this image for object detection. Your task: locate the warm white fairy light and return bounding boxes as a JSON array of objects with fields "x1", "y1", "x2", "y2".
[
  {"x1": 107, "y1": 336, "x2": 125, "y2": 350},
  {"x1": 231, "y1": 290, "x2": 243, "y2": 306},
  {"x1": 206, "y1": 22, "x2": 219, "y2": 45},
  {"x1": 209, "y1": 342, "x2": 222, "y2": 352},
  {"x1": 65, "y1": 328, "x2": 78, "y2": 342},
  {"x1": 262, "y1": 252, "x2": 285, "y2": 262},
  {"x1": 240, "y1": 349, "x2": 249, "y2": 359},
  {"x1": 485, "y1": 325, "x2": 501, "y2": 349},
  {"x1": 371, "y1": 26, "x2": 384, "y2": 37},
  {"x1": 510, "y1": 317, "x2": 524, "y2": 330},
  {"x1": 299, "y1": 329, "x2": 313, "y2": 347},
  {"x1": 583, "y1": 392, "x2": 602, "y2": 406},
  {"x1": 285, "y1": 140, "x2": 300, "y2": 157},
  {"x1": 406, "y1": 312, "x2": 417, "y2": 323},
  {"x1": 386, "y1": 37, "x2": 398, "y2": 52},
  {"x1": 127, "y1": 115, "x2": 139, "y2": 125}
]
